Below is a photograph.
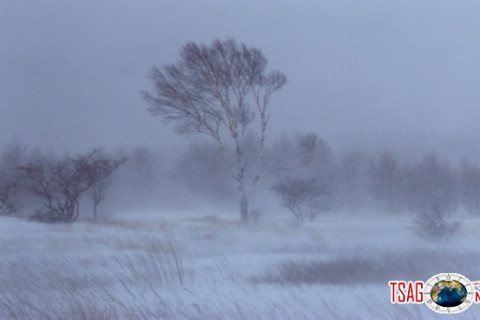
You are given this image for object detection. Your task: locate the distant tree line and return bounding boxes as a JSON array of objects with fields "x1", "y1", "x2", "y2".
[
  {"x1": 0, "y1": 134, "x2": 478, "y2": 226},
  {"x1": 165, "y1": 133, "x2": 480, "y2": 225}
]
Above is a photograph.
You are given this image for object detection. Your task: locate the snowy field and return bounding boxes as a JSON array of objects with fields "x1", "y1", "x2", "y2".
[{"x1": 1, "y1": 210, "x2": 479, "y2": 319}]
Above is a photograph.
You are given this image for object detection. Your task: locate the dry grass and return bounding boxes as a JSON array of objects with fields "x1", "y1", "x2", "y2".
[
  {"x1": 0, "y1": 236, "x2": 182, "y2": 319},
  {"x1": 252, "y1": 248, "x2": 480, "y2": 286},
  {"x1": 1, "y1": 215, "x2": 479, "y2": 319}
]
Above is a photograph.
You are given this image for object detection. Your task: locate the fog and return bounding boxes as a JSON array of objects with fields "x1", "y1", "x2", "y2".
[
  {"x1": 2, "y1": 1, "x2": 480, "y2": 159},
  {"x1": 2, "y1": 1, "x2": 480, "y2": 319}
]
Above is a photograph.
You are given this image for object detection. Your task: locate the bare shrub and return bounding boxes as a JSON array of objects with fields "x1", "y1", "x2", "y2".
[
  {"x1": 413, "y1": 204, "x2": 461, "y2": 240},
  {"x1": 272, "y1": 177, "x2": 330, "y2": 222},
  {"x1": 20, "y1": 149, "x2": 126, "y2": 222}
]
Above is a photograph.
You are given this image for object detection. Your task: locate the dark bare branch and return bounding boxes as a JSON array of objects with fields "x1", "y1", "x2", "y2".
[
  {"x1": 19, "y1": 150, "x2": 126, "y2": 223},
  {"x1": 142, "y1": 38, "x2": 286, "y2": 222}
]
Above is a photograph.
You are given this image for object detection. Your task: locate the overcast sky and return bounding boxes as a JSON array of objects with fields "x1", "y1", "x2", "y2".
[{"x1": 2, "y1": 0, "x2": 480, "y2": 159}]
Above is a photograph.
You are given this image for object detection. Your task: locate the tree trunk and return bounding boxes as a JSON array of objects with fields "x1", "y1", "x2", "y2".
[
  {"x1": 93, "y1": 202, "x2": 98, "y2": 219},
  {"x1": 240, "y1": 195, "x2": 249, "y2": 223}
]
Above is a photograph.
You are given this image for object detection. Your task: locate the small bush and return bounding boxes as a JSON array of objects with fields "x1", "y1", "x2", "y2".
[
  {"x1": 272, "y1": 177, "x2": 330, "y2": 222},
  {"x1": 413, "y1": 204, "x2": 461, "y2": 240}
]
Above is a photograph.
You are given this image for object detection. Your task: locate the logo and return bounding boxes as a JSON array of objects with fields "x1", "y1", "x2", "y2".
[{"x1": 389, "y1": 273, "x2": 480, "y2": 314}]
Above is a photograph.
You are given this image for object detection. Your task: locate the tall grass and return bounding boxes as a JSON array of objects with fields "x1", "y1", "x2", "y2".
[
  {"x1": 252, "y1": 249, "x2": 480, "y2": 285},
  {"x1": 0, "y1": 236, "x2": 182, "y2": 319},
  {"x1": 1, "y1": 216, "x2": 479, "y2": 319}
]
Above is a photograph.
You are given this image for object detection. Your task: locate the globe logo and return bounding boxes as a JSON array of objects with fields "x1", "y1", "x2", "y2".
[
  {"x1": 424, "y1": 273, "x2": 475, "y2": 314},
  {"x1": 430, "y1": 280, "x2": 467, "y2": 307}
]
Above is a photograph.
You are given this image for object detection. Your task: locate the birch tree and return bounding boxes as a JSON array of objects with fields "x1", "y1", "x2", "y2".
[{"x1": 142, "y1": 39, "x2": 286, "y2": 222}]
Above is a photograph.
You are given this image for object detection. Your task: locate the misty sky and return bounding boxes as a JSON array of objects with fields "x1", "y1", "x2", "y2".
[{"x1": 2, "y1": 0, "x2": 480, "y2": 159}]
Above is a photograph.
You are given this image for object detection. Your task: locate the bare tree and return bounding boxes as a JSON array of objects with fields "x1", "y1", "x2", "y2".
[
  {"x1": 0, "y1": 137, "x2": 27, "y2": 215},
  {"x1": 175, "y1": 141, "x2": 234, "y2": 201},
  {"x1": 273, "y1": 177, "x2": 331, "y2": 222},
  {"x1": 402, "y1": 152, "x2": 461, "y2": 239},
  {"x1": 0, "y1": 182, "x2": 18, "y2": 215},
  {"x1": 142, "y1": 39, "x2": 286, "y2": 222},
  {"x1": 338, "y1": 151, "x2": 368, "y2": 210},
  {"x1": 89, "y1": 181, "x2": 108, "y2": 219},
  {"x1": 369, "y1": 151, "x2": 400, "y2": 212},
  {"x1": 459, "y1": 159, "x2": 480, "y2": 214},
  {"x1": 409, "y1": 152, "x2": 457, "y2": 215},
  {"x1": 266, "y1": 133, "x2": 319, "y2": 174},
  {"x1": 20, "y1": 149, "x2": 126, "y2": 223}
]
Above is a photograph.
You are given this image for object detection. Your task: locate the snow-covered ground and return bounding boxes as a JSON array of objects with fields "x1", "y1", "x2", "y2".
[{"x1": 1, "y1": 210, "x2": 479, "y2": 319}]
